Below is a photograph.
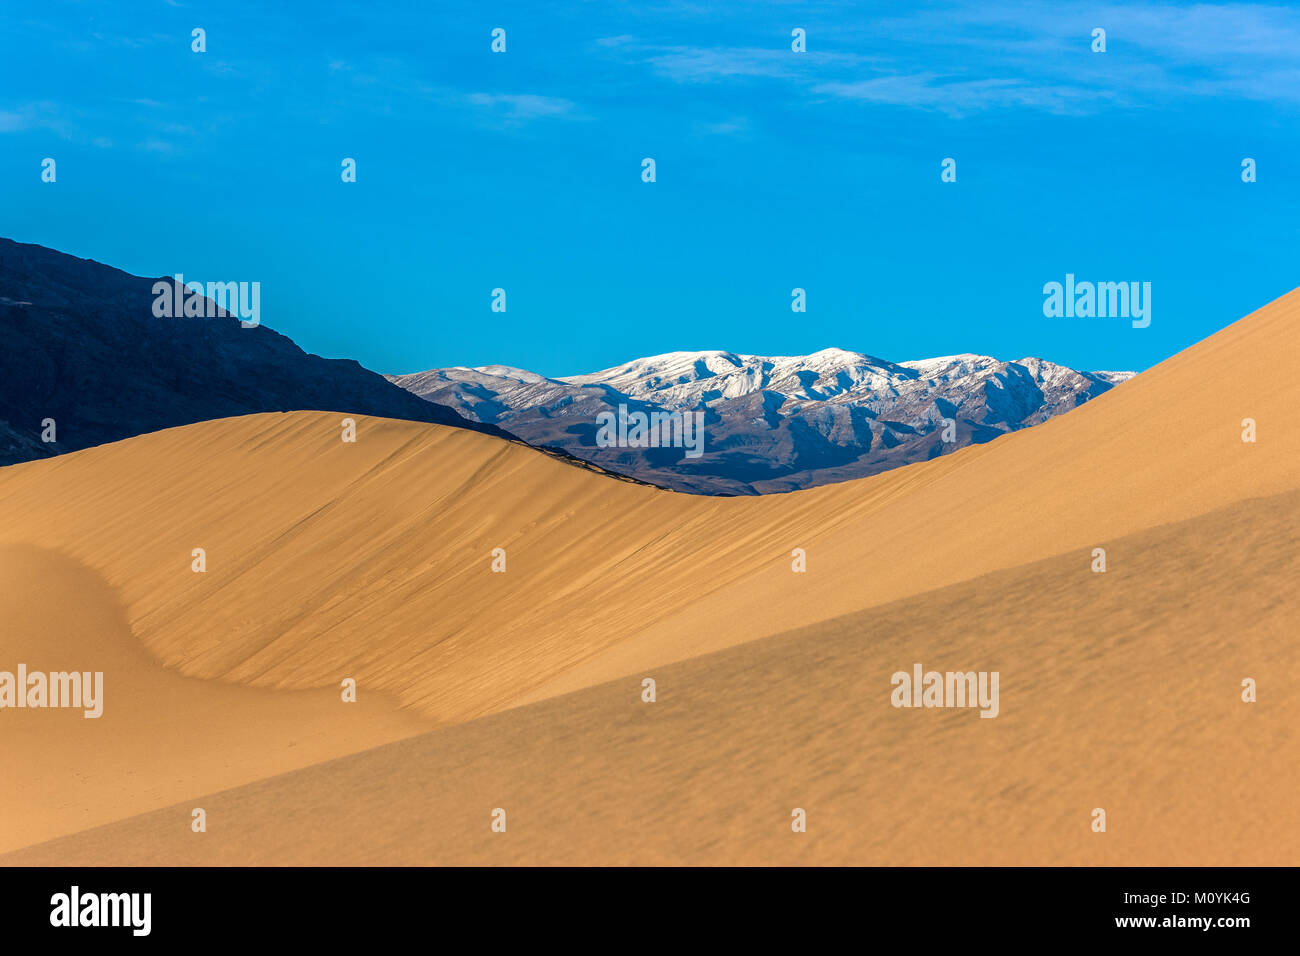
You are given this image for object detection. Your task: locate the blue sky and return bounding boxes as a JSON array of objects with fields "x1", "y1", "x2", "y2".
[{"x1": 2, "y1": 0, "x2": 1299, "y2": 376}]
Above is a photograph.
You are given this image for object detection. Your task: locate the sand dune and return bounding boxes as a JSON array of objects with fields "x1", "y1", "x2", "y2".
[
  {"x1": 0, "y1": 289, "x2": 1294, "y2": 727},
  {"x1": 0, "y1": 287, "x2": 1296, "y2": 861},
  {"x1": 6, "y1": 487, "x2": 1294, "y2": 865},
  {"x1": 0, "y1": 545, "x2": 430, "y2": 853}
]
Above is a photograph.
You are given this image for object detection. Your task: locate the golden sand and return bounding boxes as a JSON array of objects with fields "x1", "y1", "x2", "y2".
[{"x1": 1, "y1": 288, "x2": 1296, "y2": 863}]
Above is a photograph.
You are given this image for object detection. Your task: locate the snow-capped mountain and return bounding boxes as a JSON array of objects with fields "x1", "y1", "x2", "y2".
[{"x1": 390, "y1": 350, "x2": 1135, "y2": 495}]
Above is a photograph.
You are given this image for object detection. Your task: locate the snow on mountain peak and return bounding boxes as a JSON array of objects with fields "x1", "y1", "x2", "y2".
[{"x1": 391, "y1": 348, "x2": 1137, "y2": 495}]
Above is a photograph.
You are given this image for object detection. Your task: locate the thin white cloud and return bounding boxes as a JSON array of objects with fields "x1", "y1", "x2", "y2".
[
  {"x1": 629, "y1": 1, "x2": 1300, "y2": 114},
  {"x1": 465, "y1": 93, "x2": 581, "y2": 125},
  {"x1": 813, "y1": 75, "x2": 1116, "y2": 116},
  {"x1": 695, "y1": 116, "x2": 751, "y2": 135},
  {"x1": 0, "y1": 102, "x2": 75, "y2": 137},
  {"x1": 647, "y1": 46, "x2": 876, "y2": 83}
]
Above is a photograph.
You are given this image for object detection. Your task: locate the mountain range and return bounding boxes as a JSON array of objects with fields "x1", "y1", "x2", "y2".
[
  {"x1": 391, "y1": 350, "x2": 1135, "y2": 494},
  {"x1": 4, "y1": 284, "x2": 1294, "y2": 865},
  {"x1": 0, "y1": 238, "x2": 510, "y2": 467},
  {"x1": 1, "y1": 236, "x2": 1133, "y2": 495}
]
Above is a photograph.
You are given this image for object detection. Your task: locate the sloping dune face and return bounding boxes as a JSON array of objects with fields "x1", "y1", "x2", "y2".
[
  {"x1": 0, "y1": 290, "x2": 1295, "y2": 728},
  {"x1": 0, "y1": 288, "x2": 1296, "y2": 863},
  {"x1": 5, "y1": 488, "x2": 1296, "y2": 866},
  {"x1": 0, "y1": 545, "x2": 430, "y2": 853}
]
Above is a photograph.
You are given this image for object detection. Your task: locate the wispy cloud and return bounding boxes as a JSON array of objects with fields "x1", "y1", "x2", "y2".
[
  {"x1": 647, "y1": 46, "x2": 876, "y2": 83},
  {"x1": 812, "y1": 75, "x2": 1117, "y2": 116},
  {"x1": 614, "y1": 1, "x2": 1300, "y2": 116},
  {"x1": 315, "y1": 53, "x2": 588, "y2": 129},
  {"x1": 464, "y1": 93, "x2": 582, "y2": 126},
  {"x1": 694, "y1": 116, "x2": 752, "y2": 136},
  {"x1": 852, "y1": 1, "x2": 1300, "y2": 111},
  {"x1": 0, "y1": 102, "x2": 76, "y2": 138}
]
